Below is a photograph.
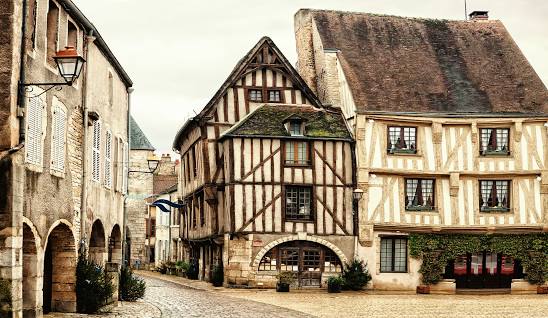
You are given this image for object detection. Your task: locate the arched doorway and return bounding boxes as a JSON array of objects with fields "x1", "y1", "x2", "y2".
[
  {"x1": 89, "y1": 220, "x2": 106, "y2": 265},
  {"x1": 43, "y1": 222, "x2": 77, "y2": 313},
  {"x1": 124, "y1": 227, "x2": 131, "y2": 266},
  {"x1": 257, "y1": 240, "x2": 343, "y2": 287},
  {"x1": 108, "y1": 225, "x2": 122, "y2": 264},
  {"x1": 23, "y1": 223, "x2": 41, "y2": 317}
]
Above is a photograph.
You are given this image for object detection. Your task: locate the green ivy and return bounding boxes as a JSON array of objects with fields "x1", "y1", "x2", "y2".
[{"x1": 409, "y1": 233, "x2": 548, "y2": 285}]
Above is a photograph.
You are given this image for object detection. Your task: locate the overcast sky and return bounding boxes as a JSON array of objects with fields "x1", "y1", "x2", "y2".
[{"x1": 74, "y1": 0, "x2": 548, "y2": 155}]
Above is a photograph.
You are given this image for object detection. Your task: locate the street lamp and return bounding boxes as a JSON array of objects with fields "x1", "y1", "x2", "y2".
[
  {"x1": 19, "y1": 46, "x2": 86, "y2": 93},
  {"x1": 353, "y1": 188, "x2": 364, "y2": 201},
  {"x1": 147, "y1": 155, "x2": 160, "y2": 173}
]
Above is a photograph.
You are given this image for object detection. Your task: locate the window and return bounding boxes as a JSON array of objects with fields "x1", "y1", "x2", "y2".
[
  {"x1": 480, "y1": 180, "x2": 510, "y2": 212},
  {"x1": 405, "y1": 178, "x2": 435, "y2": 211},
  {"x1": 387, "y1": 126, "x2": 417, "y2": 154},
  {"x1": 285, "y1": 141, "x2": 309, "y2": 166},
  {"x1": 25, "y1": 93, "x2": 45, "y2": 166},
  {"x1": 67, "y1": 20, "x2": 78, "y2": 48},
  {"x1": 191, "y1": 146, "x2": 197, "y2": 178},
  {"x1": 380, "y1": 237, "x2": 408, "y2": 273},
  {"x1": 51, "y1": 101, "x2": 66, "y2": 172},
  {"x1": 104, "y1": 130, "x2": 112, "y2": 188},
  {"x1": 108, "y1": 72, "x2": 114, "y2": 107},
  {"x1": 280, "y1": 248, "x2": 299, "y2": 271},
  {"x1": 268, "y1": 90, "x2": 281, "y2": 102},
  {"x1": 258, "y1": 248, "x2": 277, "y2": 271},
  {"x1": 46, "y1": 1, "x2": 59, "y2": 66},
  {"x1": 480, "y1": 128, "x2": 510, "y2": 155},
  {"x1": 285, "y1": 186, "x2": 312, "y2": 220},
  {"x1": 27, "y1": 0, "x2": 38, "y2": 50},
  {"x1": 91, "y1": 121, "x2": 101, "y2": 182},
  {"x1": 288, "y1": 121, "x2": 303, "y2": 136},
  {"x1": 199, "y1": 195, "x2": 205, "y2": 227},
  {"x1": 324, "y1": 249, "x2": 342, "y2": 273},
  {"x1": 248, "y1": 89, "x2": 262, "y2": 102}
]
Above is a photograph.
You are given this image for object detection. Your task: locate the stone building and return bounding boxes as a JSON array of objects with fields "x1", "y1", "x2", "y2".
[
  {"x1": 1, "y1": 0, "x2": 132, "y2": 315},
  {"x1": 126, "y1": 116, "x2": 155, "y2": 267},
  {"x1": 295, "y1": 9, "x2": 548, "y2": 292},
  {"x1": 173, "y1": 37, "x2": 355, "y2": 287}
]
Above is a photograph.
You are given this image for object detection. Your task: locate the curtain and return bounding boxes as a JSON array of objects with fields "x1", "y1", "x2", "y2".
[{"x1": 406, "y1": 180, "x2": 418, "y2": 207}]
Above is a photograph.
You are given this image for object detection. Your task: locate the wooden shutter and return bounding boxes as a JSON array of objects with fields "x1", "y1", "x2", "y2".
[
  {"x1": 51, "y1": 102, "x2": 66, "y2": 172},
  {"x1": 92, "y1": 120, "x2": 101, "y2": 181},
  {"x1": 104, "y1": 130, "x2": 112, "y2": 188},
  {"x1": 25, "y1": 94, "x2": 45, "y2": 165},
  {"x1": 122, "y1": 141, "x2": 128, "y2": 194}
]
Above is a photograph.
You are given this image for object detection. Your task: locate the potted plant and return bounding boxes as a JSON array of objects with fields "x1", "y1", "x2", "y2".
[
  {"x1": 537, "y1": 285, "x2": 548, "y2": 294},
  {"x1": 211, "y1": 264, "x2": 224, "y2": 287},
  {"x1": 416, "y1": 285, "x2": 431, "y2": 294},
  {"x1": 276, "y1": 271, "x2": 295, "y2": 292},
  {"x1": 326, "y1": 276, "x2": 343, "y2": 293},
  {"x1": 341, "y1": 259, "x2": 371, "y2": 291}
]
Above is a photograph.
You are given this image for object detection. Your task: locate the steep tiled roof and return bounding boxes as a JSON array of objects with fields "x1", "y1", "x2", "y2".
[
  {"x1": 130, "y1": 116, "x2": 155, "y2": 150},
  {"x1": 299, "y1": 9, "x2": 547, "y2": 113},
  {"x1": 221, "y1": 104, "x2": 352, "y2": 140}
]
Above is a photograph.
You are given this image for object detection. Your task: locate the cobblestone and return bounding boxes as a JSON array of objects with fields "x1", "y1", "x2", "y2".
[{"x1": 227, "y1": 290, "x2": 548, "y2": 318}]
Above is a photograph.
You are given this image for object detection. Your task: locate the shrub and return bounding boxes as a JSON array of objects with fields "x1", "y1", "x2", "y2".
[
  {"x1": 186, "y1": 259, "x2": 199, "y2": 280},
  {"x1": 119, "y1": 266, "x2": 146, "y2": 301},
  {"x1": 211, "y1": 264, "x2": 224, "y2": 287},
  {"x1": 0, "y1": 279, "x2": 11, "y2": 314},
  {"x1": 276, "y1": 271, "x2": 296, "y2": 285},
  {"x1": 76, "y1": 256, "x2": 113, "y2": 313},
  {"x1": 326, "y1": 276, "x2": 344, "y2": 293},
  {"x1": 341, "y1": 259, "x2": 372, "y2": 291}
]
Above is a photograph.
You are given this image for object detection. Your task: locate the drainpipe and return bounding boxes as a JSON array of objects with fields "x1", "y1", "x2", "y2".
[
  {"x1": 79, "y1": 30, "x2": 95, "y2": 254},
  {"x1": 16, "y1": 0, "x2": 28, "y2": 145},
  {"x1": 121, "y1": 87, "x2": 133, "y2": 266}
]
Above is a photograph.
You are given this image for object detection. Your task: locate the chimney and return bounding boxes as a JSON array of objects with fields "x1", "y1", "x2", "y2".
[
  {"x1": 469, "y1": 11, "x2": 488, "y2": 21},
  {"x1": 161, "y1": 153, "x2": 171, "y2": 162}
]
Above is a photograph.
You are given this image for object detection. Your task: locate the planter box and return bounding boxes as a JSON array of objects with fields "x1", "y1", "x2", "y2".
[
  {"x1": 416, "y1": 285, "x2": 430, "y2": 294},
  {"x1": 276, "y1": 283, "x2": 290, "y2": 292},
  {"x1": 537, "y1": 286, "x2": 548, "y2": 294},
  {"x1": 511, "y1": 279, "x2": 537, "y2": 294},
  {"x1": 430, "y1": 279, "x2": 456, "y2": 295},
  {"x1": 327, "y1": 284, "x2": 341, "y2": 293}
]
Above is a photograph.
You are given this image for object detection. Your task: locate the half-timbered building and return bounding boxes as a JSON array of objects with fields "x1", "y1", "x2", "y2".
[
  {"x1": 173, "y1": 37, "x2": 356, "y2": 287},
  {"x1": 295, "y1": 9, "x2": 548, "y2": 292}
]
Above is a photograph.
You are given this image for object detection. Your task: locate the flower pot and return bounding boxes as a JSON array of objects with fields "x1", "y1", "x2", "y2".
[
  {"x1": 537, "y1": 286, "x2": 548, "y2": 294},
  {"x1": 327, "y1": 284, "x2": 341, "y2": 293},
  {"x1": 416, "y1": 285, "x2": 430, "y2": 294},
  {"x1": 276, "y1": 282, "x2": 290, "y2": 292},
  {"x1": 212, "y1": 280, "x2": 223, "y2": 287}
]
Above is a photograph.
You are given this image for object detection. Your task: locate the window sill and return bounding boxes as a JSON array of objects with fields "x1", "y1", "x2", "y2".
[
  {"x1": 480, "y1": 207, "x2": 510, "y2": 213},
  {"x1": 379, "y1": 270, "x2": 408, "y2": 274},
  {"x1": 284, "y1": 163, "x2": 312, "y2": 168},
  {"x1": 285, "y1": 219, "x2": 315, "y2": 223},
  {"x1": 50, "y1": 169, "x2": 65, "y2": 179},
  {"x1": 405, "y1": 206, "x2": 436, "y2": 212},
  {"x1": 388, "y1": 149, "x2": 418, "y2": 155},
  {"x1": 480, "y1": 151, "x2": 511, "y2": 157}
]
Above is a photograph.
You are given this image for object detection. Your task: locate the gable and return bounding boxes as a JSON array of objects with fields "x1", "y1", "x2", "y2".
[{"x1": 173, "y1": 36, "x2": 322, "y2": 149}]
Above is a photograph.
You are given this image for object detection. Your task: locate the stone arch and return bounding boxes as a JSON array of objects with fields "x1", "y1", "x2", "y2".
[
  {"x1": 89, "y1": 219, "x2": 106, "y2": 265},
  {"x1": 251, "y1": 234, "x2": 348, "y2": 270},
  {"x1": 43, "y1": 221, "x2": 77, "y2": 313},
  {"x1": 22, "y1": 219, "x2": 42, "y2": 317},
  {"x1": 108, "y1": 224, "x2": 122, "y2": 264}
]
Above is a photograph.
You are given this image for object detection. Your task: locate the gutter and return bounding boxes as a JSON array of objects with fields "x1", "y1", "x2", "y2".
[
  {"x1": 79, "y1": 31, "x2": 95, "y2": 252},
  {"x1": 58, "y1": 0, "x2": 133, "y2": 87},
  {"x1": 122, "y1": 87, "x2": 134, "y2": 266},
  {"x1": 16, "y1": 0, "x2": 28, "y2": 145}
]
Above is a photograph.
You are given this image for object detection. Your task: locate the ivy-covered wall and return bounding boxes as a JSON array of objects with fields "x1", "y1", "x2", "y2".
[{"x1": 409, "y1": 233, "x2": 548, "y2": 285}]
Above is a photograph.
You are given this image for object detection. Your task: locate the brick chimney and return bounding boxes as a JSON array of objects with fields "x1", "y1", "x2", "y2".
[{"x1": 469, "y1": 11, "x2": 489, "y2": 21}]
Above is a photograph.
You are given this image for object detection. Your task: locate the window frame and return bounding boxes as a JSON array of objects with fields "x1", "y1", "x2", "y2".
[
  {"x1": 267, "y1": 89, "x2": 282, "y2": 102},
  {"x1": 380, "y1": 237, "x2": 408, "y2": 273},
  {"x1": 387, "y1": 126, "x2": 418, "y2": 155},
  {"x1": 283, "y1": 185, "x2": 314, "y2": 222},
  {"x1": 479, "y1": 127, "x2": 511, "y2": 156},
  {"x1": 248, "y1": 89, "x2": 263, "y2": 102},
  {"x1": 284, "y1": 140, "x2": 311, "y2": 167},
  {"x1": 404, "y1": 178, "x2": 436, "y2": 211},
  {"x1": 479, "y1": 179, "x2": 511, "y2": 212}
]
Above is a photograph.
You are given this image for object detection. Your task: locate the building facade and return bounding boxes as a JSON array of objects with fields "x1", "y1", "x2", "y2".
[
  {"x1": 295, "y1": 9, "x2": 548, "y2": 292},
  {"x1": 173, "y1": 37, "x2": 356, "y2": 287},
  {"x1": 0, "y1": 0, "x2": 132, "y2": 315}
]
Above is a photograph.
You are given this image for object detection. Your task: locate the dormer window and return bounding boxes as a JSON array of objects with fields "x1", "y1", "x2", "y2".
[
  {"x1": 249, "y1": 89, "x2": 262, "y2": 102},
  {"x1": 480, "y1": 128, "x2": 509, "y2": 156},
  {"x1": 289, "y1": 120, "x2": 304, "y2": 136}
]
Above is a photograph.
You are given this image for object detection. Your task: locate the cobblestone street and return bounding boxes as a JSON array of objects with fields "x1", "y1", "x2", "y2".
[{"x1": 45, "y1": 273, "x2": 548, "y2": 318}]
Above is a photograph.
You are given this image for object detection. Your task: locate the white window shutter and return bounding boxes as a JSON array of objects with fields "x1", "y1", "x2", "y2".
[
  {"x1": 92, "y1": 120, "x2": 101, "y2": 182},
  {"x1": 122, "y1": 141, "x2": 128, "y2": 194},
  {"x1": 25, "y1": 94, "x2": 44, "y2": 165},
  {"x1": 104, "y1": 130, "x2": 112, "y2": 188},
  {"x1": 51, "y1": 103, "x2": 66, "y2": 172}
]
